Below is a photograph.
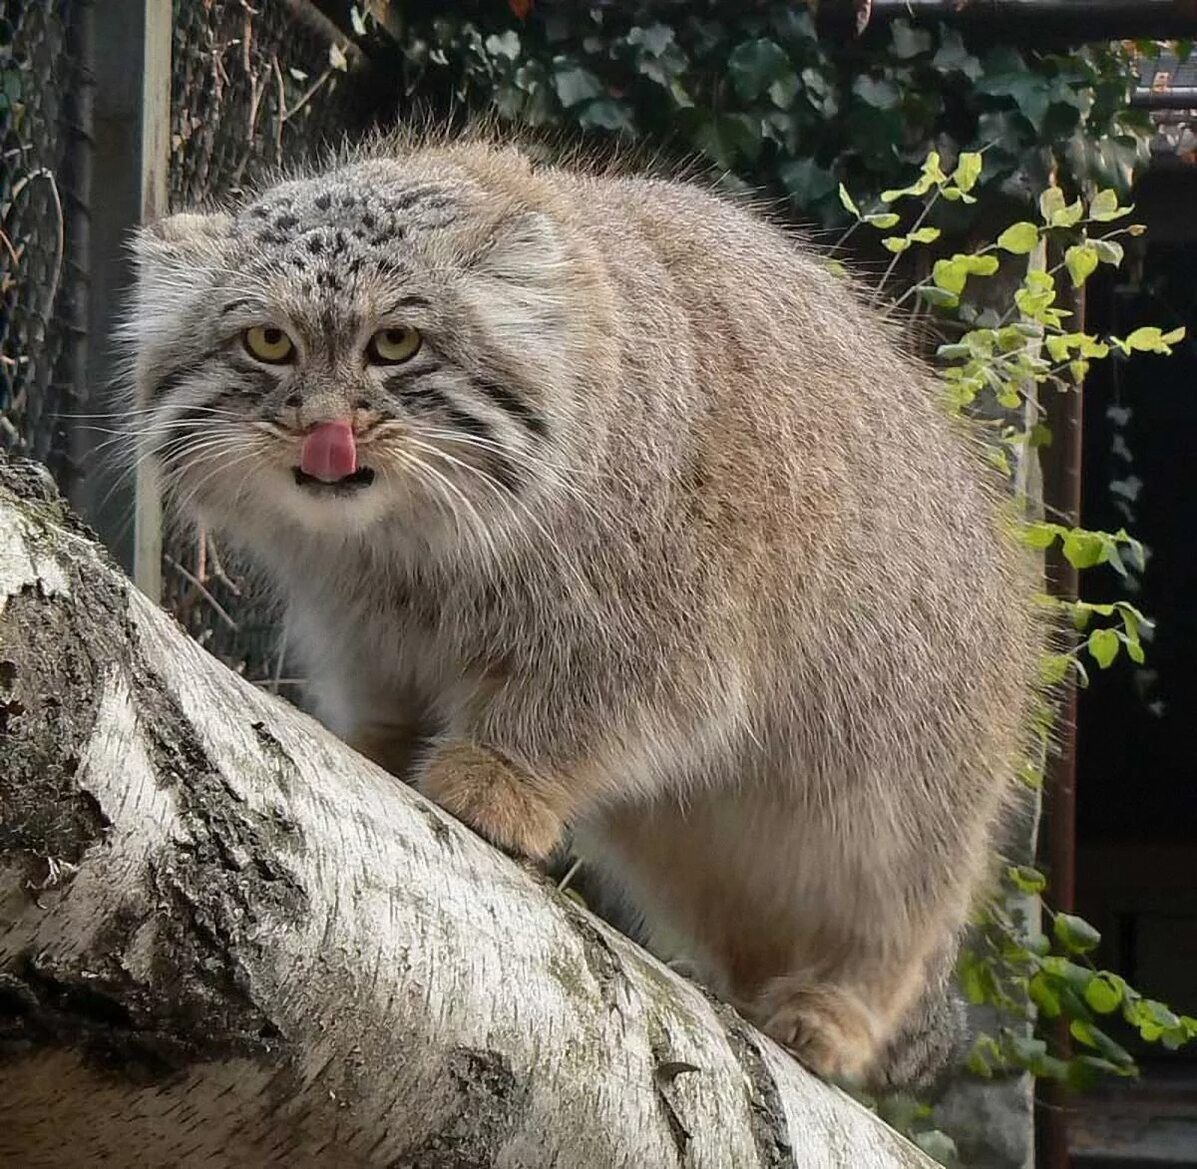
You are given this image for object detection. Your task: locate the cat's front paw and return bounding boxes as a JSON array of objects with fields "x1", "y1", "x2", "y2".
[
  {"x1": 750, "y1": 978, "x2": 882, "y2": 1084},
  {"x1": 417, "y1": 742, "x2": 566, "y2": 860}
]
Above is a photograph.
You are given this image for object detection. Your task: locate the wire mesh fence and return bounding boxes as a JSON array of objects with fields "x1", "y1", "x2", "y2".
[
  {"x1": 2, "y1": 0, "x2": 379, "y2": 695},
  {"x1": 0, "y1": 0, "x2": 84, "y2": 483}
]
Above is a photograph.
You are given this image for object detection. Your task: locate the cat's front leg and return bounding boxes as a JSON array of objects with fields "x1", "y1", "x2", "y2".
[{"x1": 413, "y1": 740, "x2": 575, "y2": 860}]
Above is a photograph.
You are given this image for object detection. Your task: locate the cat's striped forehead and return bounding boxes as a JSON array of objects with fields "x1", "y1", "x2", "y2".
[
  {"x1": 232, "y1": 168, "x2": 463, "y2": 285},
  {"x1": 225, "y1": 171, "x2": 466, "y2": 305}
]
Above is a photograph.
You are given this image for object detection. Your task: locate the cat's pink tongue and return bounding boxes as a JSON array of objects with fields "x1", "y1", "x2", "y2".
[{"x1": 300, "y1": 421, "x2": 357, "y2": 482}]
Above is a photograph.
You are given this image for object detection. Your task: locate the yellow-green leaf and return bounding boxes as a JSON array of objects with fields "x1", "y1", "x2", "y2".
[
  {"x1": 953, "y1": 151, "x2": 983, "y2": 192},
  {"x1": 1062, "y1": 529, "x2": 1106, "y2": 568},
  {"x1": 882, "y1": 236, "x2": 912, "y2": 253},
  {"x1": 838, "y1": 183, "x2": 860, "y2": 218},
  {"x1": 998, "y1": 222, "x2": 1040, "y2": 254},
  {"x1": 1092, "y1": 239, "x2": 1124, "y2": 266},
  {"x1": 1054, "y1": 912, "x2": 1102, "y2": 954},
  {"x1": 1065, "y1": 243, "x2": 1100, "y2": 287},
  {"x1": 1051, "y1": 198, "x2": 1085, "y2": 228},
  {"x1": 1023, "y1": 521, "x2": 1061, "y2": 549},
  {"x1": 1084, "y1": 975, "x2": 1124, "y2": 1015},
  {"x1": 964, "y1": 253, "x2": 999, "y2": 276},
  {"x1": 1039, "y1": 186, "x2": 1065, "y2": 224},
  {"x1": 1090, "y1": 188, "x2": 1133, "y2": 222},
  {"x1": 863, "y1": 211, "x2": 901, "y2": 229},
  {"x1": 932, "y1": 257, "x2": 969, "y2": 295},
  {"x1": 1087, "y1": 627, "x2": 1120, "y2": 668},
  {"x1": 907, "y1": 226, "x2": 941, "y2": 244},
  {"x1": 921, "y1": 150, "x2": 947, "y2": 184}
]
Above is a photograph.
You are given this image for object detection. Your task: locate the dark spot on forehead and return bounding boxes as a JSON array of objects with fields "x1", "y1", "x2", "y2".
[
  {"x1": 314, "y1": 192, "x2": 331, "y2": 211},
  {"x1": 307, "y1": 235, "x2": 323, "y2": 254}
]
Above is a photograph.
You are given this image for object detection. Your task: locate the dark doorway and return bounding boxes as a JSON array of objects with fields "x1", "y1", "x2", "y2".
[{"x1": 1071, "y1": 166, "x2": 1197, "y2": 1167}]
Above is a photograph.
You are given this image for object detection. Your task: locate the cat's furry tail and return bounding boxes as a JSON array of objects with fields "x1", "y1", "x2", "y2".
[{"x1": 868, "y1": 944, "x2": 970, "y2": 1093}]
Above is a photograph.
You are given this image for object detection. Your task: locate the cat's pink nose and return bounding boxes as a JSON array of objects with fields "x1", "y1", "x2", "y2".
[{"x1": 300, "y1": 421, "x2": 358, "y2": 482}]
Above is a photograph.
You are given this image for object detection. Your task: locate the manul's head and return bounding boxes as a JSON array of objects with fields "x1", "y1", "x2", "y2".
[{"x1": 125, "y1": 151, "x2": 592, "y2": 555}]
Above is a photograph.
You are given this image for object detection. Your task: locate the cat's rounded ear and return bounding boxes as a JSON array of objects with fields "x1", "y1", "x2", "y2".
[
  {"x1": 463, "y1": 212, "x2": 570, "y2": 363},
  {"x1": 132, "y1": 212, "x2": 232, "y2": 279},
  {"x1": 473, "y1": 211, "x2": 565, "y2": 288},
  {"x1": 126, "y1": 213, "x2": 232, "y2": 360}
]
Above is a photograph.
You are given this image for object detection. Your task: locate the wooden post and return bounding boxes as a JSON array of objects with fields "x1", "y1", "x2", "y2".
[{"x1": 76, "y1": 0, "x2": 171, "y2": 600}]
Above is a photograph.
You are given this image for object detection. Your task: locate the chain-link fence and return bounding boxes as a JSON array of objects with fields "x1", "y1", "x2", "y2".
[{"x1": 0, "y1": 0, "x2": 86, "y2": 483}]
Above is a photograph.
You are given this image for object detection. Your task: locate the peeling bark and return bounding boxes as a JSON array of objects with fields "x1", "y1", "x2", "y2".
[{"x1": 0, "y1": 457, "x2": 934, "y2": 1168}]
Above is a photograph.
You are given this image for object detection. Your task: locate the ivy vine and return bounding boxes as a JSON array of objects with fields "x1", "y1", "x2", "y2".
[{"x1": 377, "y1": 1, "x2": 1157, "y2": 225}]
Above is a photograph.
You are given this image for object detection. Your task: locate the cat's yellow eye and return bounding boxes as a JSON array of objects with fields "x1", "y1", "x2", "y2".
[
  {"x1": 243, "y1": 325, "x2": 295, "y2": 364},
  {"x1": 367, "y1": 325, "x2": 422, "y2": 365}
]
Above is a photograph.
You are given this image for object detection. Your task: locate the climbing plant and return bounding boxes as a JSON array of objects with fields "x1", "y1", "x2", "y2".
[{"x1": 828, "y1": 152, "x2": 1193, "y2": 1163}]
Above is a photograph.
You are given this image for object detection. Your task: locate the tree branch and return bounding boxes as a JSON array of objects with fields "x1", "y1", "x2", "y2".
[{"x1": 0, "y1": 457, "x2": 932, "y2": 1168}]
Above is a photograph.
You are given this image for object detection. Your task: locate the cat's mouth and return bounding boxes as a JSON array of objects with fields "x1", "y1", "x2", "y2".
[{"x1": 292, "y1": 465, "x2": 377, "y2": 494}]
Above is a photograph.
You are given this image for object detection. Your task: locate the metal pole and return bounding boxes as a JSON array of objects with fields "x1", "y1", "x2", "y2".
[{"x1": 1036, "y1": 281, "x2": 1086, "y2": 1169}]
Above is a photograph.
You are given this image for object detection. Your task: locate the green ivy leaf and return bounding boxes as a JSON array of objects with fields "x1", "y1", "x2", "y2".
[
  {"x1": 1062, "y1": 529, "x2": 1105, "y2": 568},
  {"x1": 932, "y1": 28, "x2": 983, "y2": 80},
  {"x1": 891, "y1": 19, "x2": 933, "y2": 60},
  {"x1": 1030, "y1": 972, "x2": 1062, "y2": 1018},
  {"x1": 577, "y1": 99, "x2": 634, "y2": 133},
  {"x1": 998, "y1": 222, "x2": 1040, "y2": 254},
  {"x1": 914, "y1": 1131, "x2": 959, "y2": 1165},
  {"x1": 837, "y1": 183, "x2": 860, "y2": 218},
  {"x1": 1054, "y1": 913, "x2": 1102, "y2": 954},
  {"x1": 853, "y1": 75, "x2": 901, "y2": 111},
  {"x1": 907, "y1": 227, "x2": 941, "y2": 244},
  {"x1": 553, "y1": 65, "x2": 604, "y2": 107},
  {"x1": 692, "y1": 113, "x2": 762, "y2": 168},
  {"x1": 1092, "y1": 238, "x2": 1125, "y2": 266},
  {"x1": 778, "y1": 157, "x2": 836, "y2": 206},
  {"x1": 484, "y1": 30, "x2": 521, "y2": 61},
  {"x1": 882, "y1": 236, "x2": 912, "y2": 254},
  {"x1": 918, "y1": 285, "x2": 959, "y2": 309},
  {"x1": 1008, "y1": 865, "x2": 1047, "y2": 894},
  {"x1": 727, "y1": 38, "x2": 793, "y2": 102}
]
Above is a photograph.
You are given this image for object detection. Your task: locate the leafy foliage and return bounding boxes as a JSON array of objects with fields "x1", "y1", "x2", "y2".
[
  {"x1": 378, "y1": 2, "x2": 1154, "y2": 225},
  {"x1": 836, "y1": 161, "x2": 1195, "y2": 1127}
]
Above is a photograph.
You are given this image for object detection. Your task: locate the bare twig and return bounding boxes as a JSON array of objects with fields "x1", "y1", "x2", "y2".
[{"x1": 164, "y1": 553, "x2": 240, "y2": 632}]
